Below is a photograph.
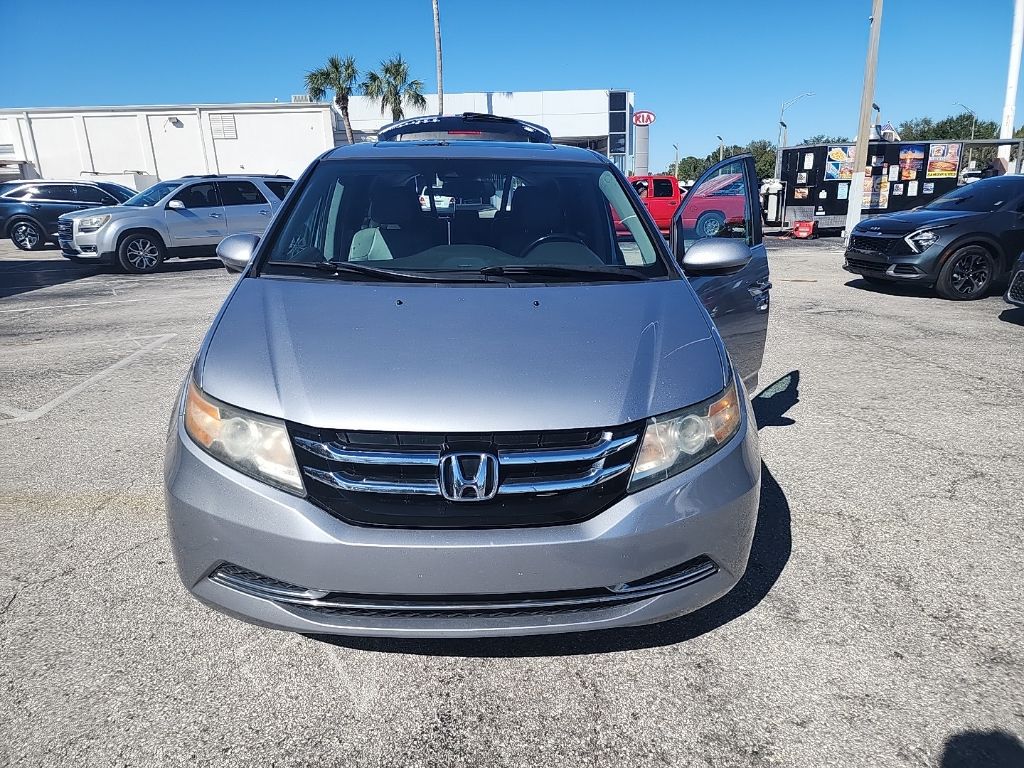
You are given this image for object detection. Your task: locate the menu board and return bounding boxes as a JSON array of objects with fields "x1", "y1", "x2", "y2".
[
  {"x1": 824, "y1": 145, "x2": 856, "y2": 180},
  {"x1": 899, "y1": 144, "x2": 926, "y2": 180},
  {"x1": 927, "y1": 143, "x2": 962, "y2": 178}
]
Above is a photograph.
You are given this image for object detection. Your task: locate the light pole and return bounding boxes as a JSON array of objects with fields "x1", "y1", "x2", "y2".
[
  {"x1": 998, "y1": 0, "x2": 1024, "y2": 164},
  {"x1": 955, "y1": 101, "x2": 978, "y2": 165},
  {"x1": 843, "y1": 0, "x2": 884, "y2": 239},
  {"x1": 773, "y1": 92, "x2": 814, "y2": 178},
  {"x1": 716, "y1": 135, "x2": 724, "y2": 162},
  {"x1": 672, "y1": 143, "x2": 679, "y2": 177}
]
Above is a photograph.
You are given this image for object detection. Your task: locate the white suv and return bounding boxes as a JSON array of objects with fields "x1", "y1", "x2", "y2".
[{"x1": 58, "y1": 174, "x2": 292, "y2": 273}]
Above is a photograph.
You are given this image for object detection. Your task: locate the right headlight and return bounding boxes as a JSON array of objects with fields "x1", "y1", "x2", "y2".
[
  {"x1": 78, "y1": 214, "x2": 110, "y2": 233},
  {"x1": 628, "y1": 378, "x2": 742, "y2": 492},
  {"x1": 904, "y1": 225, "x2": 949, "y2": 254},
  {"x1": 183, "y1": 379, "x2": 304, "y2": 494}
]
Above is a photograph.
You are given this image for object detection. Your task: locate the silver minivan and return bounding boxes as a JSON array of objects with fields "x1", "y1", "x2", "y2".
[{"x1": 164, "y1": 140, "x2": 771, "y2": 637}]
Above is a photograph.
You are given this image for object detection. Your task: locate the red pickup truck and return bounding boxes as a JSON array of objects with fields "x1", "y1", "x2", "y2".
[
  {"x1": 630, "y1": 172, "x2": 747, "y2": 238},
  {"x1": 629, "y1": 175, "x2": 684, "y2": 233}
]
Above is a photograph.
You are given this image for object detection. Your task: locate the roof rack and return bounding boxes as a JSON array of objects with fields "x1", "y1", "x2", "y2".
[{"x1": 177, "y1": 173, "x2": 291, "y2": 179}]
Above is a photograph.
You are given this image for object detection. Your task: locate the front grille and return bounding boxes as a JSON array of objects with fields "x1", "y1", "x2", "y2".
[
  {"x1": 849, "y1": 234, "x2": 913, "y2": 257},
  {"x1": 1008, "y1": 270, "x2": 1024, "y2": 305},
  {"x1": 57, "y1": 220, "x2": 72, "y2": 239},
  {"x1": 290, "y1": 423, "x2": 644, "y2": 528},
  {"x1": 845, "y1": 257, "x2": 889, "y2": 273},
  {"x1": 210, "y1": 556, "x2": 719, "y2": 619}
]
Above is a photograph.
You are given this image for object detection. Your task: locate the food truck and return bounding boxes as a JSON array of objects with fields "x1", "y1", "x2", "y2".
[{"x1": 764, "y1": 141, "x2": 965, "y2": 230}]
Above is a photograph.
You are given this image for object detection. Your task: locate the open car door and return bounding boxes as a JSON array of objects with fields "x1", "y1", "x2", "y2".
[{"x1": 670, "y1": 154, "x2": 770, "y2": 393}]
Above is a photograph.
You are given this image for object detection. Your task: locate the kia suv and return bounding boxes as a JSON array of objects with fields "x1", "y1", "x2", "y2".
[
  {"x1": 57, "y1": 174, "x2": 292, "y2": 273},
  {"x1": 0, "y1": 180, "x2": 135, "y2": 251},
  {"x1": 844, "y1": 175, "x2": 1024, "y2": 300},
  {"x1": 164, "y1": 142, "x2": 771, "y2": 637}
]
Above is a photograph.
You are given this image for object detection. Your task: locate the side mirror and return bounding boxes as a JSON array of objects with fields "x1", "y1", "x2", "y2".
[
  {"x1": 216, "y1": 233, "x2": 260, "y2": 273},
  {"x1": 679, "y1": 237, "x2": 752, "y2": 275},
  {"x1": 167, "y1": 199, "x2": 185, "y2": 211}
]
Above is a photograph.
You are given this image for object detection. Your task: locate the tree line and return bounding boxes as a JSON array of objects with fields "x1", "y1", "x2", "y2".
[{"x1": 664, "y1": 111, "x2": 1024, "y2": 182}]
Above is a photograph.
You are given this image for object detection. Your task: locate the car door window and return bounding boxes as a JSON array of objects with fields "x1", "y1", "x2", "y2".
[
  {"x1": 172, "y1": 183, "x2": 221, "y2": 208},
  {"x1": 218, "y1": 180, "x2": 268, "y2": 206},
  {"x1": 675, "y1": 159, "x2": 753, "y2": 251},
  {"x1": 264, "y1": 181, "x2": 293, "y2": 201},
  {"x1": 30, "y1": 184, "x2": 74, "y2": 202},
  {"x1": 632, "y1": 179, "x2": 650, "y2": 198},
  {"x1": 74, "y1": 185, "x2": 116, "y2": 205},
  {"x1": 653, "y1": 179, "x2": 675, "y2": 198}
]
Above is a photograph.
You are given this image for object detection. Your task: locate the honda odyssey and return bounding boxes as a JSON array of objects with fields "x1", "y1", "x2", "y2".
[{"x1": 164, "y1": 138, "x2": 771, "y2": 637}]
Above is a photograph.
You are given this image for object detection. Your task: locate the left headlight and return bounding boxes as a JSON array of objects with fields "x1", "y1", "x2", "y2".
[
  {"x1": 78, "y1": 214, "x2": 111, "y2": 233},
  {"x1": 628, "y1": 378, "x2": 743, "y2": 492},
  {"x1": 905, "y1": 225, "x2": 949, "y2": 254},
  {"x1": 183, "y1": 379, "x2": 304, "y2": 494}
]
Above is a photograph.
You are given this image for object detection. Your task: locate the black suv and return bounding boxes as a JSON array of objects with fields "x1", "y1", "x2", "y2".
[
  {"x1": 844, "y1": 176, "x2": 1024, "y2": 300},
  {"x1": 0, "y1": 180, "x2": 135, "y2": 251},
  {"x1": 377, "y1": 113, "x2": 552, "y2": 143}
]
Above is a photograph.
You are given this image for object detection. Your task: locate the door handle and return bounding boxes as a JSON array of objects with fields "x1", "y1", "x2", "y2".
[
  {"x1": 208, "y1": 212, "x2": 223, "y2": 218},
  {"x1": 257, "y1": 209, "x2": 270, "y2": 216},
  {"x1": 29, "y1": 203, "x2": 42, "y2": 209}
]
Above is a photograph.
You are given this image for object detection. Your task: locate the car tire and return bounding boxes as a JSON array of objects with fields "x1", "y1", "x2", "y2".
[
  {"x1": 935, "y1": 245, "x2": 996, "y2": 301},
  {"x1": 8, "y1": 219, "x2": 46, "y2": 251},
  {"x1": 695, "y1": 211, "x2": 725, "y2": 238},
  {"x1": 117, "y1": 232, "x2": 165, "y2": 274}
]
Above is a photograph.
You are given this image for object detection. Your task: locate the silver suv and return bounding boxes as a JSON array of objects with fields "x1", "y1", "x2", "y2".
[{"x1": 58, "y1": 174, "x2": 293, "y2": 273}]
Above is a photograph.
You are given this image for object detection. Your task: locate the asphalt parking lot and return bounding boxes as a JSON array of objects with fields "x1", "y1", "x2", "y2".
[{"x1": 1, "y1": 237, "x2": 1021, "y2": 767}]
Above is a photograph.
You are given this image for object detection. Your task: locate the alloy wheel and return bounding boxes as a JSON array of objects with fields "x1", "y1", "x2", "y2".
[
  {"x1": 12, "y1": 222, "x2": 39, "y2": 249},
  {"x1": 949, "y1": 250, "x2": 991, "y2": 297},
  {"x1": 125, "y1": 238, "x2": 160, "y2": 270}
]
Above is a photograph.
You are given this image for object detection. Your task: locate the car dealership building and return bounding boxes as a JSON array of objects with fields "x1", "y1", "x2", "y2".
[{"x1": 0, "y1": 89, "x2": 636, "y2": 186}]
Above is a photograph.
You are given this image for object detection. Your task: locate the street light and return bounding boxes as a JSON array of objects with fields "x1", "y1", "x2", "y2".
[
  {"x1": 955, "y1": 101, "x2": 978, "y2": 165},
  {"x1": 672, "y1": 143, "x2": 679, "y2": 177},
  {"x1": 716, "y1": 135, "x2": 724, "y2": 162},
  {"x1": 773, "y1": 92, "x2": 814, "y2": 178}
]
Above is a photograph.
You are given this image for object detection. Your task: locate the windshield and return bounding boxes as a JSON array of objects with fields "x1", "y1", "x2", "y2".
[
  {"x1": 122, "y1": 181, "x2": 180, "y2": 207},
  {"x1": 98, "y1": 183, "x2": 136, "y2": 203},
  {"x1": 923, "y1": 178, "x2": 1021, "y2": 212},
  {"x1": 260, "y1": 158, "x2": 667, "y2": 282}
]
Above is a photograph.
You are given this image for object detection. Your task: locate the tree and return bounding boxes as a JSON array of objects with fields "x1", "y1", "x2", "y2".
[
  {"x1": 801, "y1": 134, "x2": 851, "y2": 144},
  {"x1": 432, "y1": 0, "x2": 444, "y2": 114},
  {"x1": 305, "y1": 55, "x2": 359, "y2": 146},
  {"x1": 896, "y1": 112, "x2": 998, "y2": 141},
  {"x1": 362, "y1": 55, "x2": 428, "y2": 123}
]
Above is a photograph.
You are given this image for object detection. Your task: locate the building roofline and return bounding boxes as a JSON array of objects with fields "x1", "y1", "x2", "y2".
[{"x1": 0, "y1": 101, "x2": 331, "y2": 115}]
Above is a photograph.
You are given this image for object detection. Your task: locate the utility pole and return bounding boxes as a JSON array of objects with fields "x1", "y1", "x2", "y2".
[
  {"x1": 432, "y1": 0, "x2": 444, "y2": 114},
  {"x1": 716, "y1": 135, "x2": 724, "y2": 162},
  {"x1": 773, "y1": 92, "x2": 814, "y2": 178},
  {"x1": 998, "y1": 0, "x2": 1024, "y2": 163},
  {"x1": 843, "y1": 0, "x2": 883, "y2": 239}
]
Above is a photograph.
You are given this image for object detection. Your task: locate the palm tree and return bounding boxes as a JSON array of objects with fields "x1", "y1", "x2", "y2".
[
  {"x1": 432, "y1": 0, "x2": 444, "y2": 114},
  {"x1": 362, "y1": 55, "x2": 428, "y2": 123},
  {"x1": 305, "y1": 55, "x2": 358, "y2": 145}
]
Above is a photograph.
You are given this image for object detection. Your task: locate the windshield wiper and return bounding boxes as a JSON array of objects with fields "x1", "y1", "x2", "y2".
[
  {"x1": 265, "y1": 261, "x2": 489, "y2": 283},
  {"x1": 478, "y1": 264, "x2": 649, "y2": 281}
]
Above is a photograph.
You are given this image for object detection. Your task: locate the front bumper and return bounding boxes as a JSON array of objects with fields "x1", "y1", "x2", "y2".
[
  {"x1": 164, "y1": 402, "x2": 762, "y2": 638},
  {"x1": 1006, "y1": 269, "x2": 1024, "y2": 307},
  {"x1": 57, "y1": 220, "x2": 115, "y2": 263}
]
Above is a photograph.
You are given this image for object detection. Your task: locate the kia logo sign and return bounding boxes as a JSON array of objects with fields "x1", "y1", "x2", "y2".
[{"x1": 632, "y1": 110, "x2": 656, "y2": 126}]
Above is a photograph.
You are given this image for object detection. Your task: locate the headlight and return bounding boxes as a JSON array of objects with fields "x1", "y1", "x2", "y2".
[
  {"x1": 183, "y1": 380, "x2": 304, "y2": 494},
  {"x1": 78, "y1": 214, "x2": 110, "y2": 233},
  {"x1": 905, "y1": 226, "x2": 948, "y2": 253},
  {"x1": 628, "y1": 378, "x2": 742, "y2": 492}
]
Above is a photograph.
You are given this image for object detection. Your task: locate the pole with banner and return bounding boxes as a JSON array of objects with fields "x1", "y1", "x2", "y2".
[
  {"x1": 632, "y1": 110, "x2": 655, "y2": 176},
  {"x1": 844, "y1": 0, "x2": 884, "y2": 239}
]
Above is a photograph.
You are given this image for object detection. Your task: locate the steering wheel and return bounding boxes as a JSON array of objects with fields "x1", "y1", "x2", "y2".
[{"x1": 517, "y1": 233, "x2": 587, "y2": 259}]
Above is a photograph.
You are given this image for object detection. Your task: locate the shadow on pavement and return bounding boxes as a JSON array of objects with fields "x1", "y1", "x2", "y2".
[
  {"x1": 843, "y1": 277, "x2": 937, "y2": 299},
  {"x1": 311, "y1": 371, "x2": 800, "y2": 658},
  {"x1": 940, "y1": 729, "x2": 1024, "y2": 767},
  {"x1": 998, "y1": 307, "x2": 1024, "y2": 326},
  {"x1": 0, "y1": 256, "x2": 224, "y2": 299}
]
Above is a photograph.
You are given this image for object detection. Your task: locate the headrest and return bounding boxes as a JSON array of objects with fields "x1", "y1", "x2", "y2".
[
  {"x1": 369, "y1": 188, "x2": 421, "y2": 225},
  {"x1": 511, "y1": 185, "x2": 561, "y2": 231}
]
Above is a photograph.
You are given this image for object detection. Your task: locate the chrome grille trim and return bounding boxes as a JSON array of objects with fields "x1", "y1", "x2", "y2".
[
  {"x1": 303, "y1": 467, "x2": 439, "y2": 495},
  {"x1": 498, "y1": 432, "x2": 637, "y2": 465},
  {"x1": 497, "y1": 463, "x2": 631, "y2": 494},
  {"x1": 294, "y1": 437, "x2": 438, "y2": 466}
]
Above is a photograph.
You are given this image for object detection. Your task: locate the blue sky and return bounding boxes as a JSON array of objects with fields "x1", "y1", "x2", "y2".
[{"x1": 5, "y1": 0, "x2": 1024, "y2": 170}]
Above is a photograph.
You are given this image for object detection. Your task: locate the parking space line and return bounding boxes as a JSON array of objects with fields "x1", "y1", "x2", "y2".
[
  {"x1": 0, "y1": 299, "x2": 142, "y2": 314},
  {"x1": 0, "y1": 333, "x2": 176, "y2": 425}
]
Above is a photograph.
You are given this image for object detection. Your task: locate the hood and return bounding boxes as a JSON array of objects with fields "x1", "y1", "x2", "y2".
[
  {"x1": 855, "y1": 209, "x2": 984, "y2": 235},
  {"x1": 59, "y1": 205, "x2": 124, "y2": 220},
  {"x1": 198, "y1": 277, "x2": 727, "y2": 433}
]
